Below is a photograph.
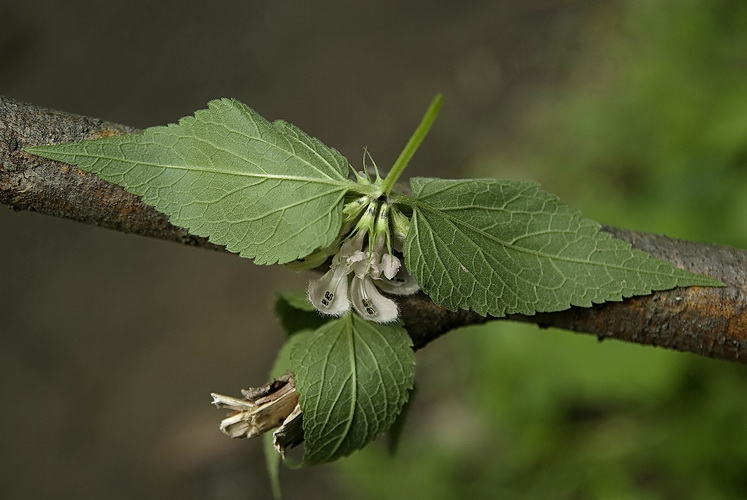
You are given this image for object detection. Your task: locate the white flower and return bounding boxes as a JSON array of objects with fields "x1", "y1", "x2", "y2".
[
  {"x1": 308, "y1": 263, "x2": 351, "y2": 316},
  {"x1": 379, "y1": 253, "x2": 400, "y2": 280},
  {"x1": 307, "y1": 200, "x2": 419, "y2": 323},
  {"x1": 350, "y1": 275, "x2": 399, "y2": 322},
  {"x1": 373, "y1": 264, "x2": 420, "y2": 295},
  {"x1": 307, "y1": 232, "x2": 365, "y2": 316}
]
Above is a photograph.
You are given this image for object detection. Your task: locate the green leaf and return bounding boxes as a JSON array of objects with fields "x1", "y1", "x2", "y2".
[
  {"x1": 274, "y1": 290, "x2": 329, "y2": 336},
  {"x1": 263, "y1": 432, "x2": 282, "y2": 500},
  {"x1": 386, "y1": 384, "x2": 417, "y2": 456},
  {"x1": 402, "y1": 177, "x2": 722, "y2": 316},
  {"x1": 26, "y1": 98, "x2": 356, "y2": 265},
  {"x1": 263, "y1": 331, "x2": 311, "y2": 499},
  {"x1": 290, "y1": 314, "x2": 415, "y2": 466},
  {"x1": 276, "y1": 289, "x2": 317, "y2": 313}
]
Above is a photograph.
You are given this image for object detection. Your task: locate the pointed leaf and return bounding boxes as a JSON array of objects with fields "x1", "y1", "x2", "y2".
[
  {"x1": 27, "y1": 99, "x2": 354, "y2": 264},
  {"x1": 403, "y1": 177, "x2": 722, "y2": 316},
  {"x1": 290, "y1": 314, "x2": 415, "y2": 465}
]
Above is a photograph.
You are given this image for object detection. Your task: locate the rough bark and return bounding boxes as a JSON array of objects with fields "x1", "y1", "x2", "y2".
[
  {"x1": 0, "y1": 96, "x2": 222, "y2": 249},
  {"x1": 2, "y1": 95, "x2": 745, "y2": 363}
]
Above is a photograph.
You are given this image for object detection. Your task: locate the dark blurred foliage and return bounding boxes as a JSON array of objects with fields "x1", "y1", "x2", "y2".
[{"x1": 2, "y1": 1, "x2": 746, "y2": 499}]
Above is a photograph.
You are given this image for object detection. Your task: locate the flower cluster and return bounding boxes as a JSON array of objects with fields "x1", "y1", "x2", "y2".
[{"x1": 305, "y1": 198, "x2": 418, "y2": 323}]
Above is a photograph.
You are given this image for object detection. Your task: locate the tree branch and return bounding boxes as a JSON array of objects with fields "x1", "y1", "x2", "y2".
[{"x1": 2, "y1": 95, "x2": 745, "y2": 363}]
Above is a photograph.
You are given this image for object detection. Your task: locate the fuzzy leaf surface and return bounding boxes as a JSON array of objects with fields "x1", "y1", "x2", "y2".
[
  {"x1": 27, "y1": 99, "x2": 354, "y2": 264},
  {"x1": 291, "y1": 315, "x2": 414, "y2": 466},
  {"x1": 403, "y1": 177, "x2": 722, "y2": 316}
]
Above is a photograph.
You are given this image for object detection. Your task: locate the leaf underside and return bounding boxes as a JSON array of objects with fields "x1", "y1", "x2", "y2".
[
  {"x1": 404, "y1": 177, "x2": 722, "y2": 317},
  {"x1": 291, "y1": 315, "x2": 415, "y2": 466},
  {"x1": 27, "y1": 98, "x2": 354, "y2": 264}
]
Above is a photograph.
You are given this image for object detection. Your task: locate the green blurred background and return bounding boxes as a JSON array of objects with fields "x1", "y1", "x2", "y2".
[{"x1": 2, "y1": 1, "x2": 746, "y2": 498}]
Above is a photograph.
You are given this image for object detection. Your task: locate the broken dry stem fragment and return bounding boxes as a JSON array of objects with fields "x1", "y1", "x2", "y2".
[{"x1": 211, "y1": 373, "x2": 299, "y2": 440}]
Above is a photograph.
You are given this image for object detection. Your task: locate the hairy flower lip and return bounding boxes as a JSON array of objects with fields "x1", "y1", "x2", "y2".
[
  {"x1": 350, "y1": 275, "x2": 399, "y2": 323},
  {"x1": 308, "y1": 264, "x2": 351, "y2": 316},
  {"x1": 379, "y1": 253, "x2": 400, "y2": 280},
  {"x1": 373, "y1": 265, "x2": 420, "y2": 296}
]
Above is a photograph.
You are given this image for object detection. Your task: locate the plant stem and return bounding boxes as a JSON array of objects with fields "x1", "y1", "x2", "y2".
[{"x1": 379, "y1": 94, "x2": 443, "y2": 196}]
